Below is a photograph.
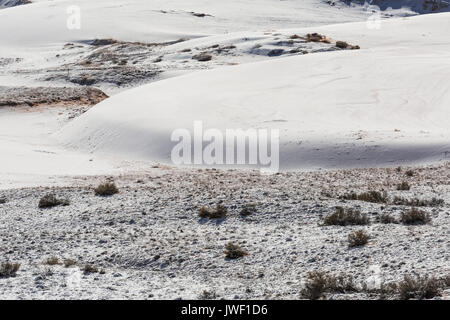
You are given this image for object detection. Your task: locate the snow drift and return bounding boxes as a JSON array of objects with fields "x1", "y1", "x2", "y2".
[{"x1": 58, "y1": 13, "x2": 450, "y2": 170}]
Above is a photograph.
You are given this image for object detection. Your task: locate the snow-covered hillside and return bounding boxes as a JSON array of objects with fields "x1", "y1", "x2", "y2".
[
  {"x1": 0, "y1": 0, "x2": 449, "y2": 179},
  {"x1": 59, "y1": 13, "x2": 450, "y2": 170},
  {"x1": 0, "y1": 0, "x2": 370, "y2": 49}
]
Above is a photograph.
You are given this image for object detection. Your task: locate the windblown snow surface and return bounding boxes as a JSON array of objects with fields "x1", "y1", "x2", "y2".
[{"x1": 59, "y1": 13, "x2": 450, "y2": 170}]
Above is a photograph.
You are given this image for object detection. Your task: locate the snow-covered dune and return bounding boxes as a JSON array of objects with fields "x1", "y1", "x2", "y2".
[
  {"x1": 0, "y1": 0, "x2": 372, "y2": 49},
  {"x1": 58, "y1": 13, "x2": 450, "y2": 170}
]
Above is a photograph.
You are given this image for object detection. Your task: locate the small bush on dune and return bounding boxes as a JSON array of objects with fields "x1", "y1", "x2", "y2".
[
  {"x1": 400, "y1": 207, "x2": 431, "y2": 225},
  {"x1": 94, "y1": 182, "x2": 119, "y2": 196},
  {"x1": 323, "y1": 207, "x2": 369, "y2": 226},
  {"x1": 224, "y1": 242, "x2": 248, "y2": 260},
  {"x1": 0, "y1": 262, "x2": 20, "y2": 278},
  {"x1": 348, "y1": 230, "x2": 369, "y2": 248},
  {"x1": 38, "y1": 194, "x2": 70, "y2": 209},
  {"x1": 198, "y1": 205, "x2": 227, "y2": 219}
]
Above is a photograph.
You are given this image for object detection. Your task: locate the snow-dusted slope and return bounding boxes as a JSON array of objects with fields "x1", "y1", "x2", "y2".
[
  {"x1": 58, "y1": 13, "x2": 450, "y2": 170},
  {"x1": 0, "y1": 0, "x2": 372, "y2": 49}
]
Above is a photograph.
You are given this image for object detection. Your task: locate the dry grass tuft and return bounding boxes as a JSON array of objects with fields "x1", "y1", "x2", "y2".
[
  {"x1": 396, "y1": 181, "x2": 411, "y2": 191},
  {"x1": 323, "y1": 207, "x2": 369, "y2": 226},
  {"x1": 224, "y1": 242, "x2": 248, "y2": 259},
  {"x1": 398, "y1": 275, "x2": 442, "y2": 300},
  {"x1": 198, "y1": 205, "x2": 227, "y2": 219},
  {"x1": 38, "y1": 194, "x2": 70, "y2": 209},
  {"x1": 300, "y1": 271, "x2": 358, "y2": 300},
  {"x1": 348, "y1": 230, "x2": 369, "y2": 248},
  {"x1": 0, "y1": 262, "x2": 20, "y2": 278},
  {"x1": 94, "y1": 182, "x2": 119, "y2": 196},
  {"x1": 341, "y1": 191, "x2": 388, "y2": 204},
  {"x1": 400, "y1": 208, "x2": 431, "y2": 225}
]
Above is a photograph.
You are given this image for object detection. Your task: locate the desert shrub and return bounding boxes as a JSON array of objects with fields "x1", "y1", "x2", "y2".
[
  {"x1": 82, "y1": 264, "x2": 99, "y2": 274},
  {"x1": 44, "y1": 257, "x2": 60, "y2": 265},
  {"x1": 199, "y1": 290, "x2": 217, "y2": 300},
  {"x1": 348, "y1": 230, "x2": 369, "y2": 247},
  {"x1": 323, "y1": 207, "x2": 369, "y2": 226},
  {"x1": 400, "y1": 208, "x2": 431, "y2": 225},
  {"x1": 379, "y1": 213, "x2": 397, "y2": 224},
  {"x1": 0, "y1": 197, "x2": 6, "y2": 204},
  {"x1": 300, "y1": 271, "x2": 358, "y2": 300},
  {"x1": 94, "y1": 182, "x2": 119, "y2": 196},
  {"x1": 396, "y1": 181, "x2": 411, "y2": 191},
  {"x1": 63, "y1": 259, "x2": 77, "y2": 268},
  {"x1": 240, "y1": 204, "x2": 257, "y2": 216},
  {"x1": 393, "y1": 196, "x2": 443, "y2": 207},
  {"x1": 38, "y1": 194, "x2": 70, "y2": 209},
  {"x1": 398, "y1": 275, "x2": 441, "y2": 300},
  {"x1": 198, "y1": 205, "x2": 227, "y2": 219},
  {"x1": 0, "y1": 262, "x2": 20, "y2": 278},
  {"x1": 405, "y1": 170, "x2": 415, "y2": 177},
  {"x1": 443, "y1": 275, "x2": 450, "y2": 288},
  {"x1": 301, "y1": 271, "x2": 328, "y2": 300},
  {"x1": 224, "y1": 242, "x2": 248, "y2": 259},
  {"x1": 341, "y1": 191, "x2": 388, "y2": 203}
]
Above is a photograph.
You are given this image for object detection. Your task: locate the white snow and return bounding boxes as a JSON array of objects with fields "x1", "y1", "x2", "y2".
[
  {"x1": 59, "y1": 13, "x2": 450, "y2": 170},
  {"x1": 0, "y1": 0, "x2": 449, "y2": 186},
  {"x1": 0, "y1": 0, "x2": 368, "y2": 50}
]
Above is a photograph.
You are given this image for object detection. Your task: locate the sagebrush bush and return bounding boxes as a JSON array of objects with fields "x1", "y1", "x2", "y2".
[
  {"x1": 198, "y1": 205, "x2": 227, "y2": 219},
  {"x1": 393, "y1": 196, "x2": 444, "y2": 207},
  {"x1": 398, "y1": 275, "x2": 441, "y2": 300},
  {"x1": 44, "y1": 257, "x2": 60, "y2": 265},
  {"x1": 379, "y1": 213, "x2": 397, "y2": 224},
  {"x1": 38, "y1": 194, "x2": 69, "y2": 209},
  {"x1": 396, "y1": 181, "x2": 411, "y2": 191},
  {"x1": 341, "y1": 191, "x2": 388, "y2": 203},
  {"x1": 348, "y1": 230, "x2": 369, "y2": 247},
  {"x1": 400, "y1": 207, "x2": 431, "y2": 225},
  {"x1": 0, "y1": 262, "x2": 20, "y2": 278},
  {"x1": 94, "y1": 182, "x2": 119, "y2": 196},
  {"x1": 240, "y1": 204, "x2": 257, "y2": 216},
  {"x1": 199, "y1": 290, "x2": 217, "y2": 300},
  {"x1": 405, "y1": 170, "x2": 415, "y2": 177},
  {"x1": 300, "y1": 271, "x2": 358, "y2": 300},
  {"x1": 323, "y1": 207, "x2": 369, "y2": 226},
  {"x1": 83, "y1": 264, "x2": 99, "y2": 274},
  {"x1": 224, "y1": 242, "x2": 248, "y2": 259},
  {"x1": 63, "y1": 259, "x2": 77, "y2": 268}
]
